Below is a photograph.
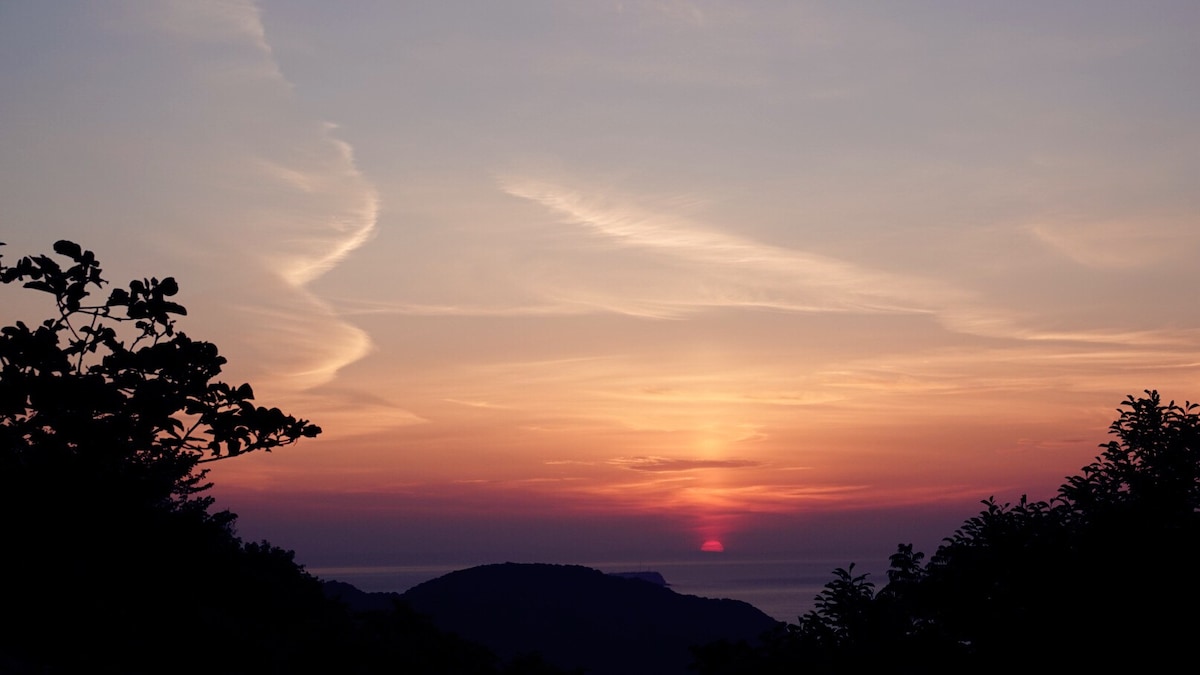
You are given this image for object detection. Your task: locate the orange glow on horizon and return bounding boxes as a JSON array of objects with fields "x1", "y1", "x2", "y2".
[{"x1": 700, "y1": 540, "x2": 725, "y2": 553}]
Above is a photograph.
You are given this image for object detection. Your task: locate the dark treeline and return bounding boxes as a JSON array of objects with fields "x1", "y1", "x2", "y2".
[{"x1": 694, "y1": 389, "x2": 1200, "y2": 673}]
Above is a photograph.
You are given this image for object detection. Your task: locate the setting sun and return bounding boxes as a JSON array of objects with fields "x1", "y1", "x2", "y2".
[{"x1": 700, "y1": 540, "x2": 725, "y2": 553}]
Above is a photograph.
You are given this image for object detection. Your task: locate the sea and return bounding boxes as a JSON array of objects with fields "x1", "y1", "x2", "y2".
[{"x1": 310, "y1": 557, "x2": 888, "y2": 622}]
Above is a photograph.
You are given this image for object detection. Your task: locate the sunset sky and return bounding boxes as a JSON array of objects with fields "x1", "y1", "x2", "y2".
[{"x1": 3, "y1": 1, "x2": 1199, "y2": 571}]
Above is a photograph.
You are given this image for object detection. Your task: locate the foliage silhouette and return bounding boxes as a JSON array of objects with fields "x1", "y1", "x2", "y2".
[
  {"x1": 0, "y1": 239, "x2": 319, "y2": 509},
  {"x1": 0, "y1": 242, "x2": 569, "y2": 674},
  {"x1": 792, "y1": 564, "x2": 874, "y2": 653},
  {"x1": 693, "y1": 390, "x2": 1200, "y2": 674}
]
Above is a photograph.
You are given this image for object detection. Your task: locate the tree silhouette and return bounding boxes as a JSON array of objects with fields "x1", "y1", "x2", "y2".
[
  {"x1": 795, "y1": 564, "x2": 874, "y2": 650},
  {"x1": 0, "y1": 241, "x2": 329, "y2": 671},
  {"x1": 1060, "y1": 390, "x2": 1200, "y2": 523},
  {"x1": 0, "y1": 240, "x2": 319, "y2": 511},
  {"x1": 693, "y1": 390, "x2": 1200, "y2": 673},
  {"x1": 0, "y1": 241, "x2": 576, "y2": 674}
]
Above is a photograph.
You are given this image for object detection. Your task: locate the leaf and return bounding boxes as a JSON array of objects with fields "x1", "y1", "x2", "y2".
[
  {"x1": 53, "y1": 240, "x2": 83, "y2": 260},
  {"x1": 160, "y1": 301, "x2": 187, "y2": 316},
  {"x1": 107, "y1": 288, "x2": 130, "y2": 305},
  {"x1": 22, "y1": 280, "x2": 54, "y2": 294}
]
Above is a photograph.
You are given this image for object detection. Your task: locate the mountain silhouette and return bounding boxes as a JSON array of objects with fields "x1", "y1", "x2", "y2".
[{"x1": 392, "y1": 562, "x2": 778, "y2": 675}]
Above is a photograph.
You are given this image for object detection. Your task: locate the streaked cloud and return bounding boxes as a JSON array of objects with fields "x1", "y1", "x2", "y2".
[
  {"x1": 610, "y1": 456, "x2": 763, "y2": 472},
  {"x1": 1027, "y1": 218, "x2": 1187, "y2": 269},
  {"x1": 138, "y1": 0, "x2": 275, "y2": 53},
  {"x1": 499, "y1": 176, "x2": 961, "y2": 317},
  {"x1": 118, "y1": 1, "x2": 379, "y2": 394}
]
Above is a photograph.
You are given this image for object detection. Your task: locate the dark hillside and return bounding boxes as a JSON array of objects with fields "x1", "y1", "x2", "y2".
[{"x1": 401, "y1": 563, "x2": 779, "y2": 675}]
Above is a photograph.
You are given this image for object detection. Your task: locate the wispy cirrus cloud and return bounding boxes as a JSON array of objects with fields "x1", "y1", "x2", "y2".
[
  {"x1": 1027, "y1": 218, "x2": 1189, "y2": 269},
  {"x1": 117, "y1": 0, "x2": 379, "y2": 394},
  {"x1": 499, "y1": 176, "x2": 1200, "y2": 356},
  {"x1": 610, "y1": 456, "x2": 763, "y2": 472},
  {"x1": 499, "y1": 176, "x2": 961, "y2": 318}
]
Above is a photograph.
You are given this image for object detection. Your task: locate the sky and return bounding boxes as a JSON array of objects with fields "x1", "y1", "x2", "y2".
[{"x1": 2, "y1": 1, "x2": 1199, "y2": 574}]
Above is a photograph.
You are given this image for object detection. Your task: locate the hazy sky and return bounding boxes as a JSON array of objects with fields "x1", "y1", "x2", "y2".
[{"x1": 3, "y1": 1, "x2": 1199, "y2": 569}]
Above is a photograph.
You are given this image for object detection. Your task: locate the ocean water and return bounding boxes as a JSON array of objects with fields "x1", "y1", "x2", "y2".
[{"x1": 310, "y1": 557, "x2": 887, "y2": 622}]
